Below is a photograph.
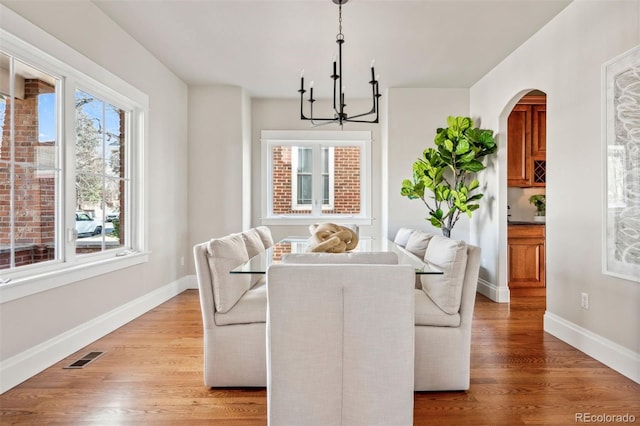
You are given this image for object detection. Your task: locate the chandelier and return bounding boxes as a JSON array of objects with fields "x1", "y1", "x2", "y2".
[{"x1": 298, "y1": 0, "x2": 381, "y2": 126}]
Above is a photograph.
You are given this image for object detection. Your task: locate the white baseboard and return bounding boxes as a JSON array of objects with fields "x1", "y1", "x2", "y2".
[
  {"x1": 184, "y1": 274, "x2": 198, "y2": 289},
  {"x1": 544, "y1": 311, "x2": 640, "y2": 384},
  {"x1": 477, "y1": 278, "x2": 510, "y2": 303},
  {"x1": 0, "y1": 276, "x2": 193, "y2": 394}
]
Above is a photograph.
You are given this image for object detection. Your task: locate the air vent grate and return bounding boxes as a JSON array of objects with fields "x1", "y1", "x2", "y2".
[{"x1": 64, "y1": 351, "x2": 105, "y2": 369}]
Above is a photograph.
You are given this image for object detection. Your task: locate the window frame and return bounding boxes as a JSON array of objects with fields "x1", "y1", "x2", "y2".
[
  {"x1": 261, "y1": 130, "x2": 372, "y2": 225},
  {"x1": 0, "y1": 25, "x2": 148, "y2": 303}
]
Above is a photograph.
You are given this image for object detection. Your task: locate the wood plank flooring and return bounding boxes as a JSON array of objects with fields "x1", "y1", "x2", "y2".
[{"x1": 1, "y1": 290, "x2": 638, "y2": 425}]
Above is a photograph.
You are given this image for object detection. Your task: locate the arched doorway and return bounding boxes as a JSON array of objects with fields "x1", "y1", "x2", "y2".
[{"x1": 505, "y1": 89, "x2": 547, "y2": 298}]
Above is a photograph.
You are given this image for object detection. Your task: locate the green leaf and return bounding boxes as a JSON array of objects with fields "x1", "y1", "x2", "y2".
[
  {"x1": 478, "y1": 130, "x2": 495, "y2": 147},
  {"x1": 400, "y1": 179, "x2": 425, "y2": 199},
  {"x1": 459, "y1": 116, "x2": 473, "y2": 130},
  {"x1": 455, "y1": 139, "x2": 470, "y2": 155},
  {"x1": 461, "y1": 160, "x2": 485, "y2": 172},
  {"x1": 459, "y1": 150, "x2": 476, "y2": 164},
  {"x1": 434, "y1": 130, "x2": 447, "y2": 146},
  {"x1": 444, "y1": 139, "x2": 454, "y2": 153}
]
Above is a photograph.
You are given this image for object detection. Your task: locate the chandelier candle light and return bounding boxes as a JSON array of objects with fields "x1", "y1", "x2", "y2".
[{"x1": 298, "y1": 0, "x2": 381, "y2": 126}]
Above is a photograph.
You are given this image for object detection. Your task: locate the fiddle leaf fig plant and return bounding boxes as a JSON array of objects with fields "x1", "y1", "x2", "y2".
[{"x1": 401, "y1": 116, "x2": 497, "y2": 238}]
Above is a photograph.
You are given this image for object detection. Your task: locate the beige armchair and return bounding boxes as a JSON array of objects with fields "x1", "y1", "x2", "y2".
[
  {"x1": 266, "y1": 263, "x2": 415, "y2": 426},
  {"x1": 414, "y1": 239, "x2": 481, "y2": 391},
  {"x1": 193, "y1": 230, "x2": 269, "y2": 387}
]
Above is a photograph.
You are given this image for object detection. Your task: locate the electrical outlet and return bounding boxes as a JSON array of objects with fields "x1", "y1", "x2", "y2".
[
  {"x1": 581, "y1": 292, "x2": 589, "y2": 310},
  {"x1": 180, "y1": 256, "x2": 185, "y2": 267}
]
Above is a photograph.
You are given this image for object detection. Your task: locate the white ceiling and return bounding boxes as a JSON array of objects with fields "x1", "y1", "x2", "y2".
[{"x1": 93, "y1": 0, "x2": 572, "y2": 99}]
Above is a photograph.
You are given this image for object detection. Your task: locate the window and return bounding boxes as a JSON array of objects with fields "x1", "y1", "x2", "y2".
[
  {"x1": 291, "y1": 146, "x2": 333, "y2": 210},
  {"x1": 74, "y1": 89, "x2": 127, "y2": 255},
  {"x1": 0, "y1": 55, "x2": 62, "y2": 272},
  {"x1": 0, "y1": 28, "x2": 147, "y2": 299},
  {"x1": 262, "y1": 130, "x2": 371, "y2": 224}
]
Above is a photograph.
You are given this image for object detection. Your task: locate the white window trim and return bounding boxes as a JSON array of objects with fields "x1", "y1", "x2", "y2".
[
  {"x1": 0, "y1": 9, "x2": 149, "y2": 304},
  {"x1": 261, "y1": 130, "x2": 372, "y2": 226}
]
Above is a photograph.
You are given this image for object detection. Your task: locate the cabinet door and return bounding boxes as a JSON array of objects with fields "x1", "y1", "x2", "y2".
[
  {"x1": 508, "y1": 237, "x2": 545, "y2": 288},
  {"x1": 507, "y1": 104, "x2": 532, "y2": 187},
  {"x1": 532, "y1": 105, "x2": 546, "y2": 156}
]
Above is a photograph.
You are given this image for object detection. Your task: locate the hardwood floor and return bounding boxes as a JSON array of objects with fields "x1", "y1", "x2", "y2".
[{"x1": 1, "y1": 290, "x2": 638, "y2": 425}]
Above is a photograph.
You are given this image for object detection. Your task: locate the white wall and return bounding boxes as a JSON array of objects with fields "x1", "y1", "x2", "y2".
[
  {"x1": 187, "y1": 85, "x2": 249, "y2": 270},
  {"x1": 0, "y1": 1, "x2": 189, "y2": 388},
  {"x1": 470, "y1": 0, "x2": 640, "y2": 380},
  {"x1": 386, "y1": 88, "x2": 470, "y2": 241}
]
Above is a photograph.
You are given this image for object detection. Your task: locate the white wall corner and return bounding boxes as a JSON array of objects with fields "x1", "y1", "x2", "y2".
[
  {"x1": 544, "y1": 312, "x2": 640, "y2": 384},
  {"x1": 0, "y1": 276, "x2": 193, "y2": 394},
  {"x1": 477, "y1": 278, "x2": 510, "y2": 303}
]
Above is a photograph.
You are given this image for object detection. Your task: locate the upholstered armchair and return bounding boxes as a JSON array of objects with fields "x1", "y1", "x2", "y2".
[
  {"x1": 266, "y1": 263, "x2": 415, "y2": 426},
  {"x1": 393, "y1": 228, "x2": 482, "y2": 391},
  {"x1": 193, "y1": 230, "x2": 270, "y2": 387},
  {"x1": 414, "y1": 239, "x2": 481, "y2": 391}
]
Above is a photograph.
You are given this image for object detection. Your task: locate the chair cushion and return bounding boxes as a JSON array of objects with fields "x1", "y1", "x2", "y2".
[
  {"x1": 214, "y1": 281, "x2": 267, "y2": 326},
  {"x1": 414, "y1": 289, "x2": 460, "y2": 327},
  {"x1": 420, "y1": 235, "x2": 467, "y2": 315},
  {"x1": 405, "y1": 230, "x2": 433, "y2": 259},
  {"x1": 256, "y1": 226, "x2": 274, "y2": 248},
  {"x1": 242, "y1": 228, "x2": 265, "y2": 258},
  {"x1": 206, "y1": 233, "x2": 252, "y2": 314},
  {"x1": 393, "y1": 227, "x2": 415, "y2": 247}
]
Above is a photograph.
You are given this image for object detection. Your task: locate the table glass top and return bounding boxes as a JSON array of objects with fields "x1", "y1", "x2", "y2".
[{"x1": 231, "y1": 237, "x2": 442, "y2": 275}]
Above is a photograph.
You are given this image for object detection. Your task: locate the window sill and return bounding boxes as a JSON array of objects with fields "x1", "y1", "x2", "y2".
[
  {"x1": 0, "y1": 251, "x2": 149, "y2": 304},
  {"x1": 261, "y1": 216, "x2": 373, "y2": 226}
]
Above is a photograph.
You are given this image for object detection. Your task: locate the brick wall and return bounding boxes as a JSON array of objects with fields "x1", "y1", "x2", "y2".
[
  {"x1": 0, "y1": 79, "x2": 56, "y2": 268},
  {"x1": 272, "y1": 146, "x2": 361, "y2": 215}
]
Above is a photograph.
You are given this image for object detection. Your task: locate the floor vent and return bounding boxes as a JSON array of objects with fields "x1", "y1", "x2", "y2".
[{"x1": 64, "y1": 351, "x2": 105, "y2": 369}]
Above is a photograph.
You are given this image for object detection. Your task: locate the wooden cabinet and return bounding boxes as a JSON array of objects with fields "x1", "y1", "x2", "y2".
[
  {"x1": 507, "y1": 104, "x2": 531, "y2": 186},
  {"x1": 507, "y1": 96, "x2": 546, "y2": 187},
  {"x1": 508, "y1": 225, "x2": 545, "y2": 293},
  {"x1": 532, "y1": 104, "x2": 546, "y2": 156}
]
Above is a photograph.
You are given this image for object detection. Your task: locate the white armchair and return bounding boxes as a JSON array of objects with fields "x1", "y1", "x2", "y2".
[
  {"x1": 414, "y1": 239, "x2": 481, "y2": 391},
  {"x1": 193, "y1": 230, "x2": 269, "y2": 387},
  {"x1": 266, "y1": 264, "x2": 415, "y2": 426}
]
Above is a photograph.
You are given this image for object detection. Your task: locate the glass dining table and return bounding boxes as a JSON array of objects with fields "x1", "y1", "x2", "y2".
[{"x1": 231, "y1": 236, "x2": 443, "y2": 275}]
